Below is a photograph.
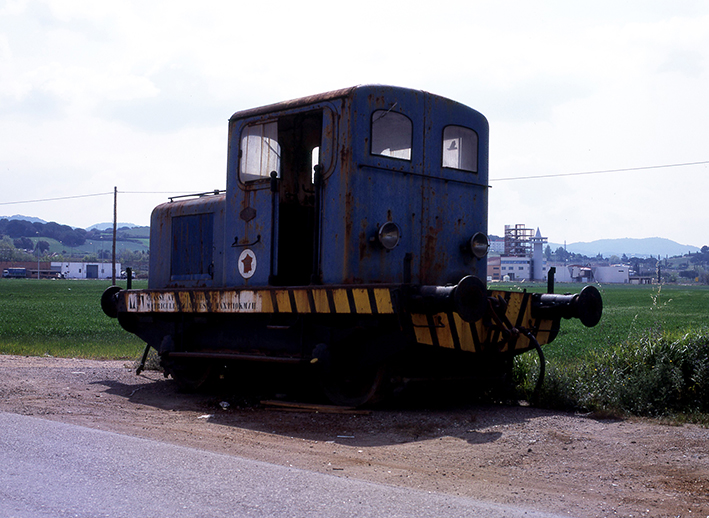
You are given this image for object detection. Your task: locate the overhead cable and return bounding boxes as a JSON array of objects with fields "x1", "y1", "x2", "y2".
[{"x1": 492, "y1": 160, "x2": 709, "y2": 182}]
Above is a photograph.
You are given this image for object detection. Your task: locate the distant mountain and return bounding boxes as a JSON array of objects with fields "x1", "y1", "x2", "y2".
[
  {"x1": 86, "y1": 222, "x2": 140, "y2": 231},
  {"x1": 1, "y1": 214, "x2": 47, "y2": 225},
  {"x1": 1, "y1": 215, "x2": 140, "y2": 231},
  {"x1": 1, "y1": 215, "x2": 143, "y2": 232},
  {"x1": 548, "y1": 238, "x2": 700, "y2": 259}
]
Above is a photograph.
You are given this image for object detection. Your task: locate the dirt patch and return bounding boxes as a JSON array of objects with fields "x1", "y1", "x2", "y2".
[{"x1": 1, "y1": 355, "x2": 707, "y2": 517}]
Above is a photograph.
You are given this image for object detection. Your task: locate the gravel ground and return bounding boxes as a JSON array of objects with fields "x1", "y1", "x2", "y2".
[{"x1": 0, "y1": 355, "x2": 707, "y2": 518}]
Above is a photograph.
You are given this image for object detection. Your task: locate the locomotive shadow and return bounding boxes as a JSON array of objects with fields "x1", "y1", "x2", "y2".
[{"x1": 95, "y1": 373, "x2": 560, "y2": 448}]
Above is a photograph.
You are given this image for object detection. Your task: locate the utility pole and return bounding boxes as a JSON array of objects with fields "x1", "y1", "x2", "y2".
[{"x1": 112, "y1": 186, "x2": 117, "y2": 285}]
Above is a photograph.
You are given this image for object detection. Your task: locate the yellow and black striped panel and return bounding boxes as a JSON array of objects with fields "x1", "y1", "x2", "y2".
[
  {"x1": 533, "y1": 318, "x2": 556, "y2": 346},
  {"x1": 410, "y1": 291, "x2": 557, "y2": 353},
  {"x1": 411, "y1": 311, "x2": 486, "y2": 352},
  {"x1": 122, "y1": 286, "x2": 395, "y2": 316}
]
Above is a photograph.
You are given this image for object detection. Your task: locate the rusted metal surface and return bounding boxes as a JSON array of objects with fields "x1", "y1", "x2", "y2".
[
  {"x1": 228, "y1": 87, "x2": 357, "y2": 123},
  {"x1": 148, "y1": 193, "x2": 226, "y2": 289},
  {"x1": 116, "y1": 285, "x2": 396, "y2": 316}
]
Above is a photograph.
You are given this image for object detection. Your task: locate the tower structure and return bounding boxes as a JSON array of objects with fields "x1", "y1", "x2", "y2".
[
  {"x1": 504, "y1": 224, "x2": 533, "y2": 257},
  {"x1": 531, "y1": 228, "x2": 548, "y2": 281},
  {"x1": 498, "y1": 224, "x2": 548, "y2": 282}
]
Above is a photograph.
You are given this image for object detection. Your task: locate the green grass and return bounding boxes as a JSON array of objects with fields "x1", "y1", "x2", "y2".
[
  {"x1": 492, "y1": 282, "x2": 709, "y2": 362},
  {"x1": 0, "y1": 279, "x2": 145, "y2": 359},
  {"x1": 505, "y1": 282, "x2": 709, "y2": 422}
]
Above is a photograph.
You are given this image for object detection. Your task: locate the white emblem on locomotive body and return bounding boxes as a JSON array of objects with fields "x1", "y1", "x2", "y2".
[{"x1": 238, "y1": 248, "x2": 257, "y2": 279}]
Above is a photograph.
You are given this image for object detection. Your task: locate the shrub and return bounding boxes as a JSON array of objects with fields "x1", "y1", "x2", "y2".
[{"x1": 520, "y1": 330, "x2": 709, "y2": 420}]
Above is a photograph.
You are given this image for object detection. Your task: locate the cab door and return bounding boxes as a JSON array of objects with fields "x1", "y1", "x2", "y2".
[{"x1": 225, "y1": 106, "x2": 336, "y2": 287}]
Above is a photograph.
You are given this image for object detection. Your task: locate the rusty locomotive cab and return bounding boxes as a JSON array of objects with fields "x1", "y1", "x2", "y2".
[{"x1": 102, "y1": 85, "x2": 602, "y2": 406}]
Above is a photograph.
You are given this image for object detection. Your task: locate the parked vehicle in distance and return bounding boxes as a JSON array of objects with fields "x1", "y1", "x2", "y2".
[
  {"x1": 102, "y1": 85, "x2": 602, "y2": 405},
  {"x1": 3, "y1": 267, "x2": 27, "y2": 278}
]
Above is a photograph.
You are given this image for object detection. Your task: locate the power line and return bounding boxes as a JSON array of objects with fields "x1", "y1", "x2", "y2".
[
  {"x1": 491, "y1": 160, "x2": 709, "y2": 182},
  {"x1": 1, "y1": 159, "x2": 706, "y2": 205},
  {"x1": 119, "y1": 191, "x2": 203, "y2": 194},
  {"x1": 0, "y1": 190, "x2": 202, "y2": 206},
  {"x1": 0, "y1": 192, "x2": 113, "y2": 206}
]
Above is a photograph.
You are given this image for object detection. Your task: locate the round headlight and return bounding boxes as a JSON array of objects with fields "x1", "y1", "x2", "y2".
[
  {"x1": 469, "y1": 232, "x2": 490, "y2": 259},
  {"x1": 378, "y1": 222, "x2": 401, "y2": 250}
]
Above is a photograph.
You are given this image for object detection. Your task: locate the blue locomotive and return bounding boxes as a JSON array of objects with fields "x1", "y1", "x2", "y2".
[{"x1": 102, "y1": 85, "x2": 601, "y2": 405}]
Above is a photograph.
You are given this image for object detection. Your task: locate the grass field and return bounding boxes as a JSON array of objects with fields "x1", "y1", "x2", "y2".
[
  {"x1": 505, "y1": 282, "x2": 709, "y2": 364},
  {"x1": 498, "y1": 282, "x2": 709, "y2": 420},
  {"x1": 0, "y1": 278, "x2": 145, "y2": 359}
]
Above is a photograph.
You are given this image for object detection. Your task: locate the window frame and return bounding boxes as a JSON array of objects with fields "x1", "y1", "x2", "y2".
[
  {"x1": 239, "y1": 120, "x2": 281, "y2": 184},
  {"x1": 441, "y1": 124, "x2": 478, "y2": 173},
  {"x1": 370, "y1": 109, "x2": 413, "y2": 162}
]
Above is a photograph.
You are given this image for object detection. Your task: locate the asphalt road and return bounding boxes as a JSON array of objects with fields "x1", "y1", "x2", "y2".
[{"x1": 0, "y1": 412, "x2": 568, "y2": 518}]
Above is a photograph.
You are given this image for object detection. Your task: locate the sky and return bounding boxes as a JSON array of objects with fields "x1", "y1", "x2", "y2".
[{"x1": 1, "y1": 0, "x2": 708, "y2": 247}]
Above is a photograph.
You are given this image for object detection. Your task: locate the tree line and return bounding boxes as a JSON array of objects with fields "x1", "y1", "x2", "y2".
[{"x1": 0, "y1": 218, "x2": 87, "y2": 247}]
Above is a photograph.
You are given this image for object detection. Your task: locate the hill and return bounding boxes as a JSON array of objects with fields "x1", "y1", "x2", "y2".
[
  {"x1": 86, "y1": 222, "x2": 140, "y2": 231},
  {"x1": 0, "y1": 215, "x2": 149, "y2": 256},
  {"x1": 1, "y1": 214, "x2": 48, "y2": 225},
  {"x1": 1, "y1": 215, "x2": 141, "y2": 232},
  {"x1": 549, "y1": 238, "x2": 701, "y2": 258}
]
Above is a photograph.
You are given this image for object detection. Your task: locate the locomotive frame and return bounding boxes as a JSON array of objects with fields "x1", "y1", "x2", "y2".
[{"x1": 102, "y1": 85, "x2": 601, "y2": 405}]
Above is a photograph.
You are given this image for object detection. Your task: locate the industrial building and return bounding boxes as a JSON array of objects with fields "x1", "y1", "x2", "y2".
[
  {"x1": 551, "y1": 264, "x2": 630, "y2": 284},
  {"x1": 488, "y1": 224, "x2": 630, "y2": 284},
  {"x1": 488, "y1": 224, "x2": 548, "y2": 282},
  {"x1": 51, "y1": 262, "x2": 121, "y2": 280}
]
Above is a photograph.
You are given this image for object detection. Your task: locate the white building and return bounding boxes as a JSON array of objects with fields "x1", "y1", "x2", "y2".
[
  {"x1": 549, "y1": 265, "x2": 593, "y2": 283},
  {"x1": 594, "y1": 265, "x2": 630, "y2": 284},
  {"x1": 500, "y1": 256, "x2": 532, "y2": 281},
  {"x1": 549, "y1": 264, "x2": 630, "y2": 284},
  {"x1": 52, "y1": 262, "x2": 121, "y2": 280}
]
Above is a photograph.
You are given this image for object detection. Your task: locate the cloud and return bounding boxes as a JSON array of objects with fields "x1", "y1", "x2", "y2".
[
  {"x1": 96, "y1": 65, "x2": 227, "y2": 132},
  {"x1": 1, "y1": 0, "x2": 709, "y2": 245},
  {"x1": 0, "y1": 89, "x2": 64, "y2": 119}
]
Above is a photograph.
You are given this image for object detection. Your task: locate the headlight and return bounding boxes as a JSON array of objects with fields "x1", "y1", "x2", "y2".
[
  {"x1": 377, "y1": 222, "x2": 401, "y2": 250},
  {"x1": 469, "y1": 232, "x2": 489, "y2": 259}
]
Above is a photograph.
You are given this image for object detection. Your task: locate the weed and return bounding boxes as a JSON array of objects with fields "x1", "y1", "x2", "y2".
[{"x1": 506, "y1": 283, "x2": 709, "y2": 421}]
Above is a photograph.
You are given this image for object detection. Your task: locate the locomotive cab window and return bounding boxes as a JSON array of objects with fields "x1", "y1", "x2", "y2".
[
  {"x1": 442, "y1": 125, "x2": 478, "y2": 172},
  {"x1": 240, "y1": 121, "x2": 281, "y2": 182},
  {"x1": 371, "y1": 110, "x2": 412, "y2": 160}
]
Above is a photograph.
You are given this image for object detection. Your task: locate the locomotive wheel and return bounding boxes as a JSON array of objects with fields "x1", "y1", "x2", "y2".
[
  {"x1": 161, "y1": 356, "x2": 213, "y2": 392},
  {"x1": 321, "y1": 362, "x2": 385, "y2": 407},
  {"x1": 315, "y1": 343, "x2": 385, "y2": 407},
  {"x1": 473, "y1": 355, "x2": 516, "y2": 402}
]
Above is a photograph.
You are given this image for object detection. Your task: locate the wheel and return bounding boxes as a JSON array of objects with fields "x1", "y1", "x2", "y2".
[
  {"x1": 315, "y1": 343, "x2": 385, "y2": 407},
  {"x1": 321, "y1": 362, "x2": 384, "y2": 407},
  {"x1": 160, "y1": 356, "x2": 213, "y2": 392},
  {"x1": 476, "y1": 355, "x2": 516, "y2": 402}
]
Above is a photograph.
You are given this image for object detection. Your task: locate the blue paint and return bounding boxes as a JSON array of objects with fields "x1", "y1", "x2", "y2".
[{"x1": 149, "y1": 85, "x2": 490, "y2": 289}]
